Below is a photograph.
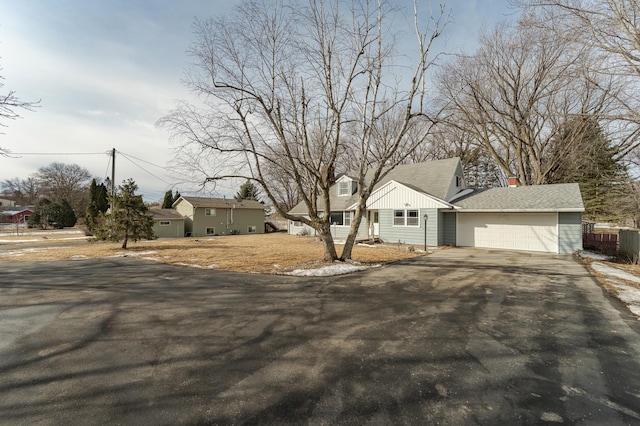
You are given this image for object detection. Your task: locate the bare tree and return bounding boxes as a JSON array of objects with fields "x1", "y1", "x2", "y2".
[
  {"x1": 1, "y1": 177, "x2": 40, "y2": 205},
  {"x1": 517, "y1": 0, "x2": 640, "y2": 160},
  {"x1": 1, "y1": 62, "x2": 39, "y2": 156},
  {"x1": 159, "y1": 0, "x2": 448, "y2": 261},
  {"x1": 35, "y1": 162, "x2": 92, "y2": 214},
  {"x1": 435, "y1": 13, "x2": 623, "y2": 185}
]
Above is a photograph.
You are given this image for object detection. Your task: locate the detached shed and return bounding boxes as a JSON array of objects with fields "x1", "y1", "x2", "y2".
[{"x1": 150, "y1": 209, "x2": 185, "y2": 238}]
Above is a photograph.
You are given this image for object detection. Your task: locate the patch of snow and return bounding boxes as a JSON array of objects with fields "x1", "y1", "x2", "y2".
[
  {"x1": 70, "y1": 255, "x2": 88, "y2": 260},
  {"x1": 287, "y1": 262, "x2": 380, "y2": 277},
  {"x1": 112, "y1": 251, "x2": 158, "y2": 258},
  {"x1": 578, "y1": 250, "x2": 613, "y2": 261},
  {"x1": 172, "y1": 262, "x2": 217, "y2": 269},
  {"x1": 606, "y1": 279, "x2": 640, "y2": 317},
  {"x1": 591, "y1": 262, "x2": 640, "y2": 284},
  {"x1": 0, "y1": 248, "x2": 42, "y2": 256},
  {"x1": 0, "y1": 229, "x2": 83, "y2": 236}
]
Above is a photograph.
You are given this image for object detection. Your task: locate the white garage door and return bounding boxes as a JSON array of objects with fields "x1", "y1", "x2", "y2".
[{"x1": 457, "y1": 213, "x2": 558, "y2": 253}]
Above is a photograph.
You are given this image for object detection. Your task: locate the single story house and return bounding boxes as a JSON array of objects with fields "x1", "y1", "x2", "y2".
[
  {"x1": 149, "y1": 208, "x2": 185, "y2": 238},
  {"x1": 173, "y1": 196, "x2": 265, "y2": 237},
  {"x1": 0, "y1": 208, "x2": 34, "y2": 224},
  {"x1": 287, "y1": 158, "x2": 584, "y2": 254}
]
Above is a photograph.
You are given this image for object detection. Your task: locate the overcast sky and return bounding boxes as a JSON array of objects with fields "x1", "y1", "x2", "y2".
[{"x1": 0, "y1": 0, "x2": 516, "y2": 202}]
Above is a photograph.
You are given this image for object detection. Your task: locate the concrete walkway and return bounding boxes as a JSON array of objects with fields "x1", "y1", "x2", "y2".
[{"x1": 0, "y1": 248, "x2": 639, "y2": 424}]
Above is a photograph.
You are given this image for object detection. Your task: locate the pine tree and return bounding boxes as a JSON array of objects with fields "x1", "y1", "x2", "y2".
[
  {"x1": 235, "y1": 180, "x2": 260, "y2": 201},
  {"x1": 28, "y1": 198, "x2": 53, "y2": 229},
  {"x1": 547, "y1": 117, "x2": 628, "y2": 222},
  {"x1": 85, "y1": 179, "x2": 110, "y2": 232},
  {"x1": 162, "y1": 190, "x2": 174, "y2": 208},
  {"x1": 52, "y1": 199, "x2": 77, "y2": 228},
  {"x1": 172, "y1": 190, "x2": 181, "y2": 204},
  {"x1": 95, "y1": 179, "x2": 155, "y2": 249}
]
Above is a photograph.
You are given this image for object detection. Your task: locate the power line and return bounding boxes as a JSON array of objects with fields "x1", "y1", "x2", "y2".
[
  {"x1": 8, "y1": 151, "x2": 108, "y2": 156},
  {"x1": 118, "y1": 151, "x2": 174, "y2": 186}
]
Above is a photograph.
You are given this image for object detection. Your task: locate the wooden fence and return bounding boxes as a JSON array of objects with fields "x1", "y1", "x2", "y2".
[
  {"x1": 582, "y1": 232, "x2": 618, "y2": 253},
  {"x1": 619, "y1": 230, "x2": 640, "y2": 264}
]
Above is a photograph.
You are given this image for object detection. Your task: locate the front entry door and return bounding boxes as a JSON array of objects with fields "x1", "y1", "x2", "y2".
[{"x1": 369, "y1": 210, "x2": 379, "y2": 237}]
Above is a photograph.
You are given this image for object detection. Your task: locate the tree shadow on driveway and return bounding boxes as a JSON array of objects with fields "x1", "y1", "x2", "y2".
[{"x1": 1, "y1": 252, "x2": 639, "y2": 424}]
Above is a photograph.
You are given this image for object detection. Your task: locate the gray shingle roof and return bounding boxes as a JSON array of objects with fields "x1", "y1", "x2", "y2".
[
  {"x1": 149, "y1": 208, "x2": 185, "y2": 220},
  {"x1": 453, "y1": 183, "x2": 584, "y2": 212},
  {"x1": 288, "y1": 157, "x2": 461, "y2": 214},
  {"x1": 177, "y1": 196, "x2": 265, "y2": 210}
]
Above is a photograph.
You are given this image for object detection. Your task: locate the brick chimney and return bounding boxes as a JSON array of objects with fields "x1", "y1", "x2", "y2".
[{"x1": 508, "y1": 176, "x2": 518, "y2": 187}]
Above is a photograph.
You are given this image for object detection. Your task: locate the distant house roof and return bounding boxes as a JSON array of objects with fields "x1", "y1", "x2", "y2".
[
  {"x1": 149, "y1": 209, "x2": 185, "y2": 220},
  {"x1": 175, "y1": 196, "x2": 265, "y2": 210},
  {"x1": 453, "y1": 183, "x2": 584, "y2": 212},
  {"x1": 0, "y1": 208, "x2": 33, "y2": 216},
  {"x1": 289, "y1": 157, "x2": 462, "y2": 214}
]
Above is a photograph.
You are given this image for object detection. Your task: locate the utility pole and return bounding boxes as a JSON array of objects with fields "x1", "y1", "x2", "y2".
[{"x1": 111, "y1": 148, "x2": 116, "y2": 199}]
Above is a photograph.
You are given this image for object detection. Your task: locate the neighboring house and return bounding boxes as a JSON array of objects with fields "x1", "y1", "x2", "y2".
[
  {"x1": 150, "y1": 208, "x2": 185, "y2": 238},
  {"x1": 0, "y1": 208, "x2": 34, "y2": 224},
  {"x1": 287, "y1": 157, "x2": 584, "y2": 254},
  {"x1": 173, "y1": 196, "x2": 265, "y2": 237},
  {"x1": 0, "y1": 198, "x2": 16, "y2": 207}
]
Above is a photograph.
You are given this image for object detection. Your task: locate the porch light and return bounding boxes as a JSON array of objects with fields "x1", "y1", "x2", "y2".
[{"x1": 423, "y1": 214, "x2": 428, "y2": 251}]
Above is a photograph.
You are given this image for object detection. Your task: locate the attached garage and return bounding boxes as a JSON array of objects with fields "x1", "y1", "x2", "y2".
[
  {"x1": 452, "y1": 184, "x2": 584, "y2": 254},
  {"x1": 457, "y1": 212, "x2": 558, "y2": 253}
]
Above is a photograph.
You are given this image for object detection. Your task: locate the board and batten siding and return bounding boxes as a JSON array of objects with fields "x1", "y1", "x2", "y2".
[
  {"x1": 366, "y1": 181, "x2": 449, "y2": 210},
  {"x1": 378, "y1": 208, "x2": 438, "y2": 246},
  {"x1": 558, "y1": 212, "x2": 582, "y2": 254}
]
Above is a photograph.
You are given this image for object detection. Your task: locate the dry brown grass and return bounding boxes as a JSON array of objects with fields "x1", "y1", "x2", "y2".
[{"x1": 0, "y1": 233, "x2": 423, "y2": 274}]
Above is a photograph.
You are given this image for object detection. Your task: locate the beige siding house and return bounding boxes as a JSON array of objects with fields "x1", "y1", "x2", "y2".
[
  {"x1": 173, "y1": 196, "x2": 265, "y2": 237},
  {"x1": 150, "y1": 209, "x2": 185, "y2": 238}
]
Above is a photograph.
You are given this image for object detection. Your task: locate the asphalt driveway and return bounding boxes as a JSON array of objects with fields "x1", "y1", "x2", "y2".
[{"x1": 1, "y1": 248, "x2": 639, "y2": 424}]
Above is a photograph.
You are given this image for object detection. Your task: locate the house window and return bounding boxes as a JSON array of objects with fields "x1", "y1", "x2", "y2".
[
  {"x1": 393, "y1": 210, "x2": 405, "y2": 226},
  {"x1": 293, "y1": 220, "x2": 303, "y2": 227},
  {"x1": 407, "y1": 210, "x2": 419, "y2": 226},
  {"x1": 330, "y1": 211, "x2": 352, "y2": 226},
  {"x1": 344, "y1": 211, "x2": 353, "y2": 227},
  {"x1": 330, "y1": 212, "x2": 344, "y2": 225},
  {"x1": 159, "y1": 221, "x2": 171, "y2": 226},
  {"x1": 206, "y1": 227, "x2": 215, "y2": 235},
  {"x1": 393, "y1": 209, "x2": 419, "y2": 226},
  {"x1": 205, "y1": 208, "x2": 216, "y2": 216},
  {"x1": 456, "y1": 176, "x2": 462, "y2": 187},
  {"x1": 248, "y1": 225, "x2": 256, "y2": 233},
  {"x1": 338, "y1": 181, "x2": 351, "y2": 196}
]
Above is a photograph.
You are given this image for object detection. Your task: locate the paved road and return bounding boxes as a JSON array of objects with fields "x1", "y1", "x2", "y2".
[{"x1": 0, "y1": 249, "x2": 639, "y2": 424}]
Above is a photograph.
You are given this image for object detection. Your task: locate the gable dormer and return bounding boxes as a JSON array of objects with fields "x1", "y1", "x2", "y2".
[{"x1": 336, "y1": 175, "x2": 358, "y2": 196}]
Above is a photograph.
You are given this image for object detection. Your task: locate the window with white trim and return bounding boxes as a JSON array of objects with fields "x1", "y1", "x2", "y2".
[
  {"x1": 338, "y1": 181, "x2": 351, "y2": 196},
  {"x1": 330, "y1": 212, "x2": 343, "y2": 225},
  {"x1": 329, "y1": 211, "x2": 353, "y2": 226},
  {"x1": 159, "y1": 221, "x2": 171, "y2": 226},
  {"x1": 293, "y1": 220, "x2": 303, "y2": 227},
  {"x1": 393, "y1": 209, "x2": 419, "y2": 226},
  {"x1": 407, "y1": 210, "x2": 419, "y2": 226},
  {"x1": 344, "y1": 211, "x2": 352, "y2": 226},
  {"x1": 248, "y1": 225, "x2": 256, "y2": 233},
  {"x1": 206, "y1": 227, "x2": 215, "y2": 235},
  {"x1": 205, "y1": 208, "x2": 216, "y2": 216}
]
